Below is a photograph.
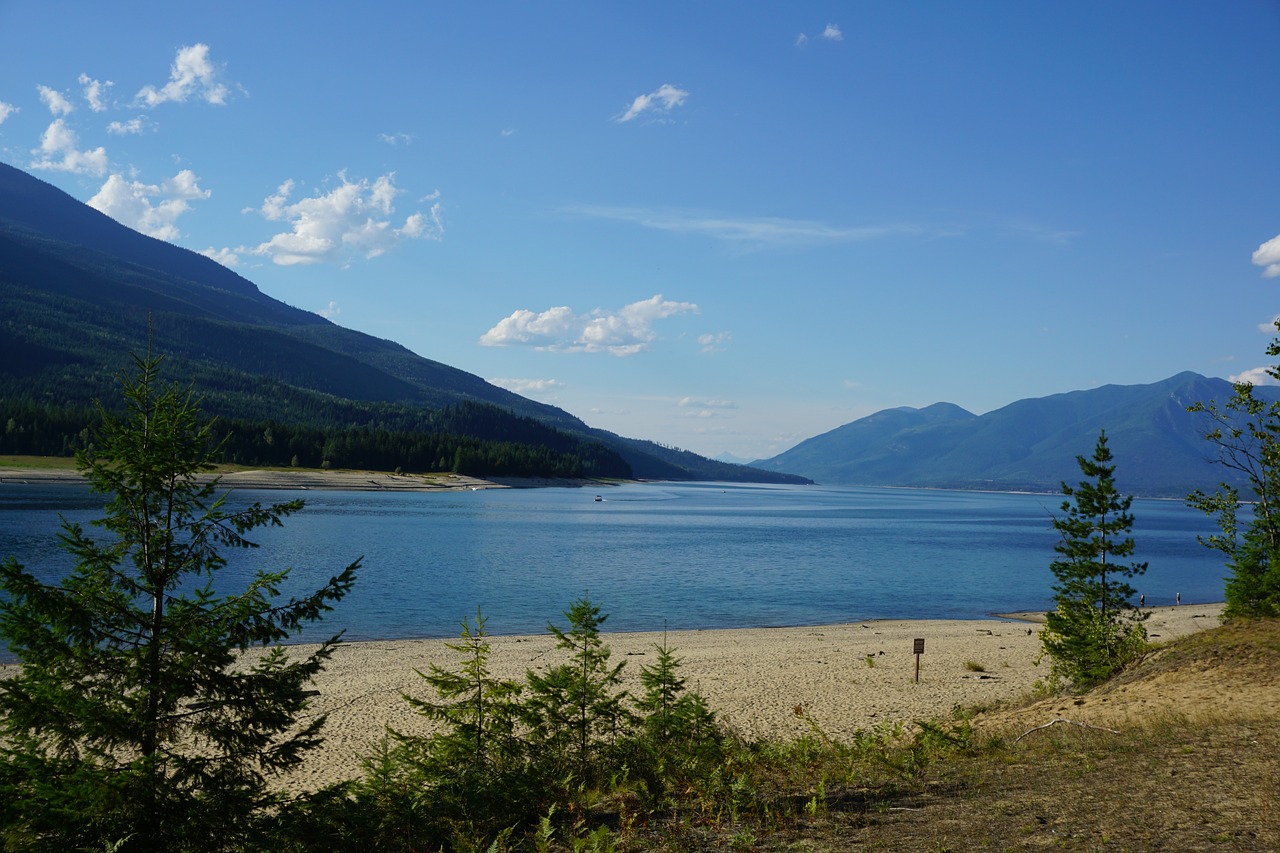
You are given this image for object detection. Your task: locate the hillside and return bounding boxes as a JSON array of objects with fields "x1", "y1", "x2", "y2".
[
  {"x1": 754, "y1": 372, "x2": 1272, "y2": 496},
  {"x1": 0, "y1": 162, "x2": 807, "y2": 485}
]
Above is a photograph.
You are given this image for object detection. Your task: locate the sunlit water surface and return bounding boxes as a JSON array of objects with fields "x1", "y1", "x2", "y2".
[{"x1": 0, "y1": 481, "x2": 1225, "y2": 653}]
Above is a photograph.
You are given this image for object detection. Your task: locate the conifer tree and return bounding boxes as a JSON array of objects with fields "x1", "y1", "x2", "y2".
[
  {"x1": 523, "y1": 596, "x2": 630, "y2": 782},
  {"x1": 1187, "y1": 324, "x2": 1280, "y2": 617},
  {"x1": 1041, "y1": 430, "x2": 1147, "y2": 687},
  {"x1": 0, "y1": 353, "x2": 359, "y2": 851}
]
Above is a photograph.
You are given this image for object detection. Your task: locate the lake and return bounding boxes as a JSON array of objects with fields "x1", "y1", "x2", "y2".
[{"x1": 0, "y1": 480, "x2": 1226, "y2": 650}]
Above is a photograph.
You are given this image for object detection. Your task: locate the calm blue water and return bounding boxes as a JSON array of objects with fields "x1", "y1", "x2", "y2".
[{"x1": 0, "y1": 481, "x2": 1225, "y2": 652}]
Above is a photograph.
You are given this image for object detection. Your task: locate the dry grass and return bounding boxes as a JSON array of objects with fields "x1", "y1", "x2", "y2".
[{"x1": 636, "y1": 620, "x2": 1280, "y2": 852}]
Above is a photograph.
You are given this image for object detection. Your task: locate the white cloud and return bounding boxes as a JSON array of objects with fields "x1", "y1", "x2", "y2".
[
  {"x1": 318, "y1": 301, "x2": 340, "y2": 318},
  {"x1": 135, "y1": 44, "x2": 231, "y2": 107},
  {"x1": 698, "y1": 331, "x2": 731, "y2": 353},
  {"x1": 480, "y1": 294, "x2": 699, "y2": 356},
  {"x1": 567, "y1": 204, "x2": 921, "y2": 247},
  {"x1": 79, "y1": 74, "x2": 112, "y2": 111},
  {"x1": 822, "y1": 24, "x2": 844, "y2": 41},
  {"x1": 795, "y1": 33, "x2": 809, "y2": 47},
  {"x1": 38, "y1": 85, "x2": 74, "y2": 116},
  {"x1": 30, "y1": 119, "x2": 108, "y2": 175},
  {"x1": 1258, "y1": 315, "x2": 1280, "y2": 333},
  {"x1": 488, "y1": 377, "x2": 565, "y2": 396},
  {"x1": 1253, "y1": 233, "x2": 1280, "y2": 278},
  {"x1": 200, "y1": 246, "x2": 240, "y2": 267},
  {"x1": 500, "y1": 127, "x2": 516, "y2": 137},
  {"x1": 0, "y1": 101, "x2": 16, "y2": 124},
  {"x1": 87, "y1": 169, "x2": 211, "y2": 241},
  {"x1": 379, "y1": 132, "x2": 413, "y2": 146},
  {"x1": 616, "y1": 83, "x2": 689, "y2": 123},
  {"x1": 248, "y1": 172, "x2": 443, "y2": 266},
  {"x1": 1230, "y1": 366, "x2": 1279, "y2": 386},
  {"x1": 107, "y1": 116, "x2": 149, "y2": 135}
]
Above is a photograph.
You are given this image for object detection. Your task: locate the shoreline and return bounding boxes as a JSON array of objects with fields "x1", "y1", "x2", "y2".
[
  {"x1": 0, "y1": 465, "x2": 620, "y2": 493},
  {"x1": 268, "y1": 603, "x2": 1221, "y2": 791},
  {"x1": 0, "y1": 604, "x2": 1224, "y2": 791}
]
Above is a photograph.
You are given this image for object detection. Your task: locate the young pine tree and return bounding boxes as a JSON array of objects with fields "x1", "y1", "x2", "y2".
[
  {"x1": 523, "y1": 596, "x2": 630, "y2": 785},
  {"x1": 1041, "y1": 430, "x2": 1147, "y2": 688},
  {"x1": 0, "y1": 353, "x2": 359, "y2": 852},
  {"x1": 1187, "y1": 323, "x2": 1280, "y2": 617}
]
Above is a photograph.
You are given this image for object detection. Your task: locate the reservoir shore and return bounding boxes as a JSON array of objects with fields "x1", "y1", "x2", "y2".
[
  {"x1": 276, "y1": 603, "x2": 1222, "y2": 791},
  {"x1": 0, "y1": 464, "x2": 1227, "y2": 791}
]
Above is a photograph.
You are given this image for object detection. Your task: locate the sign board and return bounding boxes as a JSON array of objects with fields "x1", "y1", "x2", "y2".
[{"x1": 913, "y1": 638, "x2": 925, "y2": 654}]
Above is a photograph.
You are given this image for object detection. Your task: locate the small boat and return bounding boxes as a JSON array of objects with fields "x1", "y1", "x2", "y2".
[{"x1": 594, "y1": 495, "x2": 603, "y2": 502}]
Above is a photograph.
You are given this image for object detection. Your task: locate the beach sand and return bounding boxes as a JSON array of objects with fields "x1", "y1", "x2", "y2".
[{"x1": 278, "y1": 603, "x2": 1222, "y2": 792}]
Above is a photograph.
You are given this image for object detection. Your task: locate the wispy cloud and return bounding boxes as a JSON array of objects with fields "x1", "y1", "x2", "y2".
[
  {"x1": 567, "y1": 204, "x2": 921, "y2": 247},
  {"x1": 247, "y1": 172, "x2": 443, "y2": 266},
  {"x1": 480, "y1": 294, "x2": 699, "y2": 356},
  {"x1": 135, "y1": 44, "x2": 233, "y2": 107},
  {"x1": 698, "y1": 332, "x2": 731, "y2": 353},
  {"x1": 678, "y1": 397, "x2": 736, "y2": 409},
  {"x1": 0, "y1": 101, "x2": 16, "y2": 124},
  {"x1": 379, "y1": 132, "x2": 413, "y2": 146},
  {"x1": 30, "y1": 118, "x2": 107, "y2": 175},
  {"x1": 318, "y1": 301, "x2": 340, "y2": 319},
  {"x1": 796, "y1": 23, "x2": 844, "y2": 47},
  {"x1": 88, "y1": 169, "x2": 210, "y2": 240},
  {"x1": 1253, "y1": 233, "x2": 1280, "y2": 278},
  {"x1": 616, "y1": 83, "x2": 689, "y2": 123}
]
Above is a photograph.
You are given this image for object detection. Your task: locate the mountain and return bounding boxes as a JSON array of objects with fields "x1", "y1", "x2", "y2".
[
  {"x1": 0, "y1": 162, "x2": 807, "y2": 484},
  {"x1": 753, "y1": 373, "x2": 1273, "y2": 497}
]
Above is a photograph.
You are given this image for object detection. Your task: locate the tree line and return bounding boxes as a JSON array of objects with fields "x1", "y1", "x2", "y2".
[{"x1": 0, "y1": 396, "x2": 631, "y2": 480}]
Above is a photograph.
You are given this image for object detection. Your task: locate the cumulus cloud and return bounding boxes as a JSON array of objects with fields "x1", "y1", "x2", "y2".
[
  {"x1": 616, "y1": 83, "x2": 689, "y2": 123},
  {"x1": 79, "y1": 74, "x2": 112, "y2": 111},
  {"x1": 30, "y1": 119, "x2": 108, "y2": 175},
  {"x1": 135, "y1": 44, "x2": 231, "y2": 107},
  {"x1": 200, "y1": 246, "x2": 240, "y2": 268},
  {"x1": 38, "y1": 85, "x2": 74, "y2": 116},
  {"x1": 1230, "y1": 366, "x2": 1279, "y2": 386},
  {"x1": 318, "y1": 301, "x2": 340, "y2": 319},
  {"x1": 107, "y1": 116, "x2": 149, "y2": 135},
  {"x1": 87, "y1": 169, "x2": 211, "y2": 241},
  {"x1": 247, "y1": 172, "x2": 443, "y2": 266},
  {"x1": 0, "y1": 101, "x2": 16, "y2": 124},
  {"x1": 488, "y1": 377, "x2": 565, "y2": 396},
  {"x1": 822, "y1": 24, "x2": 844, "y2": 41},
  {"x1": 480, "y1": 294, "x2": 699, "y2": 356},
  {"x1": 1253, "y1": 233, "x2": 1280, "y2": 278}
]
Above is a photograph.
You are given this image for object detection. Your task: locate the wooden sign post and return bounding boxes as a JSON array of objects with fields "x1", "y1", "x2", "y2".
[{"x1": 913, "y1": 638, "x2": 925, "y2": 683}]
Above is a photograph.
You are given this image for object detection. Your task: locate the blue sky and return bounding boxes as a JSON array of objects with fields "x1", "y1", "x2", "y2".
[{"x1": 1, "y1": 2, "x2": 1278, "y2": 461}]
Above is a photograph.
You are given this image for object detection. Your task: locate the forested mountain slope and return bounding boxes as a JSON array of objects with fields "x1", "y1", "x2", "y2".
[{"x1": 0, "y1": 162, "x2": 807, "y2": 484}]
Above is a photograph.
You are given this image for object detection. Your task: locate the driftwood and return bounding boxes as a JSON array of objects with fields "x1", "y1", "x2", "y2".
[{"x1": 1013, "y1": 717, "x2": 1121, "y2": 743}]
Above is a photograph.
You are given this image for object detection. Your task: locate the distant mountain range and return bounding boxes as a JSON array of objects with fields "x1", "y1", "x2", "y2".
[
  {"x1": 0, "y1": 161, "x2": 807, "y2": 484},
  {"x1": 752, "y1": 372, "x2": 1274, "y2": 497}
]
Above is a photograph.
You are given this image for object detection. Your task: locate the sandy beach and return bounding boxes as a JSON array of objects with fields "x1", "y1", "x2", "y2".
[
  {"x1": 0, "y1": 465, "x2": 512, "y2": 491},
  {"x1": 277, "y1": 603, "x2": 1222, "y2": 791}
]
